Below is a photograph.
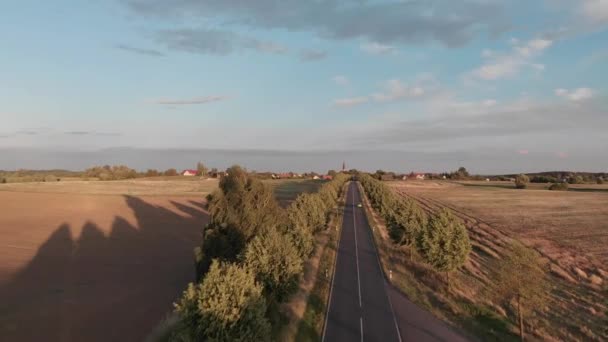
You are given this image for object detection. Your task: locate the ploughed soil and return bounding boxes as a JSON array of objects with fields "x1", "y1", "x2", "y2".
[
  {"x1": 391, "y1": 181, "x2": 608, "y2": 341},
  {"x1": 0, "y1": 191, "x2": 208, "y2": 342}
]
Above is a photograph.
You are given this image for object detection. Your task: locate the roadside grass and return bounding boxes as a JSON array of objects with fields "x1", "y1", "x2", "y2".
[
  {"x1": 357, "y1": 182, "x2": 519, "y2": 341},
  {"x1": 265, "y1": 179, "x2": 328, "y2": 207},
  {"x1": 291, "y1": 182, "x2": 348, "y2": 341}
]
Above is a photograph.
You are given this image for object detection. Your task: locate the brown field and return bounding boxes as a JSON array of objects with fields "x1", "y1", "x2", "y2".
[
  {"x1": 0, "y1": 180, "x2": 214, "y2": 341},
  {"x1": 390, "y1": 180, "x2": 608, "y2": 340}
]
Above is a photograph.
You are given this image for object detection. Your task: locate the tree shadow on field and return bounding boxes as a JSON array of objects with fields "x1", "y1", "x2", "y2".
[{"x1": 0, "y1": 196, "x2": 209, "y2": 342}]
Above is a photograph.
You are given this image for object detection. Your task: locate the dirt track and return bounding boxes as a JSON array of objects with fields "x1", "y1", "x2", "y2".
[{"x1": 0, "y1": 191, "x2": 208, "y2": 342}]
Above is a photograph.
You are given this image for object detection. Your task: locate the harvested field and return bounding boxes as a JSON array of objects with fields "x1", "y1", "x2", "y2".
[
  {"x1": 0, "y1": 188, "x2": 209, "y2": 342},
  {"x1": 0, "y1": 177, "x2": 219, "y2": 196},
  {"x1": 264, "y1": 179, "x2": 327, "y2": 207},
  {"x1": 390, "y1": 180, "x2": 608, "y2": 341}
]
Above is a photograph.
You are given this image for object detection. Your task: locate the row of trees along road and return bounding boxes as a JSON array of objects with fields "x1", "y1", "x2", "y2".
[
  {"x1": 169, "y1": 166, "x2": 349, "y2": 341},
  {"x1": 359, "y1": 173, "x2": 547, "y2": 341}
]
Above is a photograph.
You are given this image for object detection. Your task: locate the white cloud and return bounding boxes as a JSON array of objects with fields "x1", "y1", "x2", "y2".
[
  {"x1": 470, "y1": 38, "x2": 553, "y2": 80},
  {"x1": 332, "y1": 75, "x2": 350, "y2": 86},
  {"x1": 371, "y1": 78, "x2": 436, "y2": 102},
  {"x1": 581, "y1": 0, "x2": 608, "y2": 23},
  {"x1": 154, "y1": 95, "x2": 226, "y2": 105},
  {"x1": 333, "y1": 97, "x2": 369, "y2": 107},
  {"x1": 360, "y1": 42, "x2": 397, "y2": 55},
  {"x1": 554, "y1": 87, "x2": 595, "y2": 101}
]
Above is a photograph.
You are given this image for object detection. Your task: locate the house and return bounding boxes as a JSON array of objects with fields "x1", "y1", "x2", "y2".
[
  {"x1": 312, "y1": 175, "x2": 321, "y2": 180},
  {"x1": 182, "y1": 169, "x2": 198, "y2": 176},
  {"x1": 405, "y1": 172, "x2": 425, "y2": 180},
  {"x1": 322, "y1": 175, "x2": 333, "y2": 180}
]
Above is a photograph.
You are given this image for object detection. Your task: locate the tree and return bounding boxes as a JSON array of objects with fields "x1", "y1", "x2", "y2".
[
  {"x1": 145, "y1": 169, "x2": 160, "y2": 177},
  {"x1": 416, "y1": 209, "x2": 471, "y2": 285},
  {"x1": 515, "y1": 174, "x2": 530, "y2": 189},
  {"x1": 243, "y1": 229, "x2": 303, "y2": 302},
  {"x1": 327, "y1": 169, "x2": 337, "y2": 177},
  {"x1": 172, "y1": 261, "x2": 270, "y2": 341},
  {"x1": 491, "y1": 243, "x2": 548, "y2": 341},
  {"x1": 388, "y1": 198, "x2": 427, "y2": 258},
  {"x1": 164, "y1": 168, "x2": 178, "y2": 176},
  {"x1": 548, "y1": 182, "x2": 568, "y2": 191},
  {"x1": 569, "y1": 175, "x2": 584, "y2": 184},
  {"x1": 197, "y1": 162, "x2": 209, "y2": 176},
  {"x1": 598, "y1": 177, "x2": 605, "y2": 184}
]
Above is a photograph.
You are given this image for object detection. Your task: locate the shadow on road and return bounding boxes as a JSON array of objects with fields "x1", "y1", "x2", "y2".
[{"x1": 0, "y1": 196, "x2": 208, "y2": 342}]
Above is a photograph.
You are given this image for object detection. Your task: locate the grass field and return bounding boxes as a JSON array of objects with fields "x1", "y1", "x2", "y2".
[
  {"x1": 264, "y1": 179, "x2": 327, "y2": 207},
  {"x1": 0, "y1": 180, "x2": 213, "y2": 341},
  {"x1": 389, "y1": 180, "x2": 608, "y2": 341}
]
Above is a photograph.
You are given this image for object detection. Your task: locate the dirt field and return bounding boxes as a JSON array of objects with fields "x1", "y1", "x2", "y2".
[
  {"x1": 0, "y1": 183, "x2": 211, "y2": 341},
  {"x1": 390, "y1": 180, "x2": 608, "y2": 340},
  {"x1": 0, "y1": 177, "x2": 219, "y2": 196}
]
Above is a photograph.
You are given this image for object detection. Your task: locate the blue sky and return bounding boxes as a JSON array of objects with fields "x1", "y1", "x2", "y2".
[{"x1": 1, "y1": 0, "x2": 607, "y2": 172}]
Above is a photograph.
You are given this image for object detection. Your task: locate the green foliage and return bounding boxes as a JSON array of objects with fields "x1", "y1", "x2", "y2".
[
  {"x1": 387, "y1": 198, "x2": 428, "y2": 247},
  {"x1": 548, "y1": 182, "x2": 569, "y2": 191},
  {"x1": 145, "y1": 169, "x2": 160, "y2": 177},
  {"x1": 514, "y1": 174, "x2": 529, "y2": 189},
  {"x1": 164, "y1": 168, "x2": 178, "y2": 176},
  {"x1": 568, "y1": 175, "x2": 584, "y2": 184},
  {"x1": 244, "y1": 229, "x2": 303, "y2": 302},
  {"x1": 416, "y1": 209, "x2": 471, "y2": 275},
  {"x1": 490, "y1": 243, "x2": 548, "y2": 340},
  {"x1": 84, "y1": 165, "x2": 138, "y2": 180},
  {"x1": 172, "y1": 261, "x2": 270, "y2": 342},
  {"x1": 197, "y1": 162, "x2": 209, "y2": 176}
]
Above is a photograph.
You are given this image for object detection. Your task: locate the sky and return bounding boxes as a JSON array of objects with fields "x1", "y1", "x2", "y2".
[{"x1": 1, "y1": 0, "x2": 607, "y2": 173}]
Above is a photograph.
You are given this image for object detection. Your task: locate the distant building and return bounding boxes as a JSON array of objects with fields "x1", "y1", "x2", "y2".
[
  {"x1": 405, "y1": 172, "x2": 425, "y2": 180},
  {"x1": 182, "y1": 170, "x2": 198, "y2": 176},
  {"x1": 322, "y1": 175, "x2": 333, "y2": 180},
  {"x1": 312, "y1": 175, "x2": 321, "y2": 180}
]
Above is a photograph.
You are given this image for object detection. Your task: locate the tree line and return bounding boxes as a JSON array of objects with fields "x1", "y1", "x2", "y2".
[
  {"x1": 168, "y1": 166, "x2": 350, "y2": 341},
  {"x1": 359, "y1": 173, "x2": 547, "y2": 341},
  {"x1": 359, "y1": 173, "x2": 471, "y2": 283}
]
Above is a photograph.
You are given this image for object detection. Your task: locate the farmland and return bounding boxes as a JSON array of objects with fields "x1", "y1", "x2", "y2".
[
  {"x1": 0, "y1": 179, "x2": 216, "y2": 341},
  {"x1": 264, "y1": 178, "x2": 327, "y2": 207},
  {"x1": 0, "y1": 176, "x2": 327, "y2": 341},
  {"x1": 389, "y1": 180, "x2": 608, "y2": 340}
]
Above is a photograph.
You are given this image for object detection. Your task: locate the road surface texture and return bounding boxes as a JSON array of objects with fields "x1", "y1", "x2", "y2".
[{"x1": 323, "y1": 182, "x2": 469, "y2": 342}]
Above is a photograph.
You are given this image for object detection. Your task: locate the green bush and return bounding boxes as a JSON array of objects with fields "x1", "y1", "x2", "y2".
[
  {"x1": 548, "y1": 182, "x2": 569, "y2": 191},
  {"x1": 514, "y1": 174, "x2": 529, "y2": 189},
  {"x1": 173, "y1": 261, "x2": 270, "y2": 341},
  {"x1": 416, "y1": 208, "x2": 471, "y2": 284},
  {"x1": 244, "y1": 229, "x2": 303, "y2": 302}
]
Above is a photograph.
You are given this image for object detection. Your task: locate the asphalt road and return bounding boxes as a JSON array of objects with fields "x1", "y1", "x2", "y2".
[{"x1": 323, "y1": 182, "x2": 469, "y2": 342}]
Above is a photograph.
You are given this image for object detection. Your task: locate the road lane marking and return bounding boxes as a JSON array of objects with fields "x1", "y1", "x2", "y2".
[
  {"x1": 360, "y1": 316, "x2": 364, "y2": 342},
  {"x1": 321, "y1": 182, "x2": 349, "y2": 342},
  {"x1": 353, "y1": 186, "x2": 362, "y2": 308}
]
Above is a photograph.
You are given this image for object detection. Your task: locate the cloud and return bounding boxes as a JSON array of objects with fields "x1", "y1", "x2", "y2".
[
  {"x1": 371, "y1": 79, "x2": 427, "y2": 102},
  {"x1": 580, "y1": 0, "x2": 608, "y2": 24},
  {"x1": 64, "y1": 131, "x2": 122, "y2": 136},
  {"x1": 470, "y1": 38, "x2": 552, "y2": 80},
  {"x1": 360, "y1": 42, "x2": 396, "y2": 55},
  {"x1": 555, "y1": 87, "x2": 594, "y2": 101},
  {"x1": 518, "y1": 149, "x2": 529, "y2": 155},
  {"x1": 299, "y1": 49, "x2": 328, "y2": 61},
  {"x1": 156, "y1": 29, "x2": 288, "y2": 55},
  {"x1": 17, "y1": 130, "x2": 38, "y2": 135},
  {"x1": 124, "y1": 0, "x2": 508, "y2": 48},
  {"x1": 351, "y1": 96, "x2": 607, "y2": 148},
  {"x1": 332, "y1": 75, "x2": 349, "y2": 86},
  {"x1": 556, "y1": 151, "x2": 569, "y2": 159},
  {"x1": 154, "y1": 96, "x2": 226, "y2": 105},
  {"x1": 115, "y1": 44, "x2": 164, "y2": 56},
  {"x1": 333, "y1": 97, "x2": 369, "y2": 107}
]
